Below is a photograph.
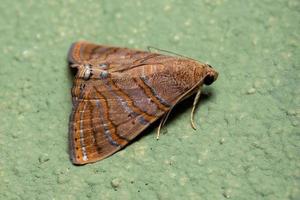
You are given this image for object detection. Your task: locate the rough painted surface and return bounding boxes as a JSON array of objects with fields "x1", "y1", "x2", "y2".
[{"x1": 0, "y1": 1, "x2": 299, "y2": 199}]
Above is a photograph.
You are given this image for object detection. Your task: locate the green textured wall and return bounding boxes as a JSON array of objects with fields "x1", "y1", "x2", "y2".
[{"x1": 0, "y1": 1, "x2": 299, "y2": 199}]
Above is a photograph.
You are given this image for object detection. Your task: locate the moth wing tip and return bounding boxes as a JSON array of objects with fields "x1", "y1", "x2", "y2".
[{"x1": 67, "y1": 42, "x2": 78, "y2": 64}]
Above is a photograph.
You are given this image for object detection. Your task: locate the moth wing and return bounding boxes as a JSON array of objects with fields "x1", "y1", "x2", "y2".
[
  {"x1": 68, "y1": 41, "x2": 173, "y2": 72},
  {"x1": 69, "y1": 97, "x2": 122, "y2": 165},
  {"x1": 68, "y1": 41, "x2": 197, "y2": 165},
  {"x1": 68, "y1": 41, "x2": 100, "y2": 64},
  {"x1": 69, "y1": 77, "x2": 169, "y2": 165},
  {"x1": 68, "y1": 41, "x2": 189, "y2": 105}
]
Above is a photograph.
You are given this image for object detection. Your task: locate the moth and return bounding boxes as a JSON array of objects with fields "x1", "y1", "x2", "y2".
[{"x1": 68, "y1": 41, "x2": 218, "y2": 165}]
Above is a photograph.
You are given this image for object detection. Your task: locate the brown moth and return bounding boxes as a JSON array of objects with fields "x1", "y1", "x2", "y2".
[{"x1": 68, "y1": 41, "x2": 218, "y2": 165}]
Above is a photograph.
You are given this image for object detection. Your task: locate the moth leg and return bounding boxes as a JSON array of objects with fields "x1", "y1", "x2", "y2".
[
  {"x1": 156, "y1": 116, "x2": 165, "y2": 140},
  {"x1": 191, "y1": 86, "x2": 202, "y2": 130},
  {"x1": 156, "y1": 109, "x2": 173, "y2": 140}
]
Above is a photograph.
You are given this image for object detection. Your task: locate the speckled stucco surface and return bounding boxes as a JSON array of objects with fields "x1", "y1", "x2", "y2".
[{"x1": 0, "y1": 0, "x2": 299, "y2": 199}]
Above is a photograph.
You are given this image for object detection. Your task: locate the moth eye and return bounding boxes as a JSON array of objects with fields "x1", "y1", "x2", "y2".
[{"x1": 203, "y1": 75, "x2": 215, "y2": 85}]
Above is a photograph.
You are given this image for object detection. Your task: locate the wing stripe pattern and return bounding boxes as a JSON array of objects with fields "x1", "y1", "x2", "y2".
[
  {"x1": 94, "y1": 100, "x2": 120, "y2": 147},
  {"x1": 140, "y1": 76, "x2": 172, "y2": 108},
  {"x1": 102, "y1": 78, "x2": 155, "y2": 125},
  {"x1": 109, "y1": 78, "x2": 157, "y2": 120},
  {"x1": 93, "y1": 87, "x2": 129, "y2": 143},
  {"x1": 69, "y1": 88, "x2": 90, "y2": 162},
  {"x1": 91, "y1": 47, "x2": 118, "y2": 60},
  {"x1": 69, "y1": 98, "x2": 79, "y2": 162},
  {"x1": 88, "y1": 101, "x2": 102, "y2": 155},
  {"x1": 134, "y1": 77, "x2": 171, "y2": 112},
  {"x1": 79, "y1": 102, "x2": 88, "y2": 161}
]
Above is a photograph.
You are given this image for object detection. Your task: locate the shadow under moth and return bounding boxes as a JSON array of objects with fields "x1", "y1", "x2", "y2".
[{"x1": 68, "y1": 41, "x2": 218, "y2": 165}]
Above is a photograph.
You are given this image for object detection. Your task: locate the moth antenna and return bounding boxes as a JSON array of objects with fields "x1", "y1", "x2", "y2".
[
  {"x1": 147, "y1": 46, "x2": 197, "y2": 62},
  {"x1": 191, "y1": 86, "x2": 202, "y2": 130}
]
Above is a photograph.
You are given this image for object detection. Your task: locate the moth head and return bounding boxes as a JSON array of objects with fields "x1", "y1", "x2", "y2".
[
  {"x1": 203, "y1": 64, "x2": 218, "y2": 85},
  {"x1": 174, "y1": 59, "x2": 218, "y2": 89}
]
